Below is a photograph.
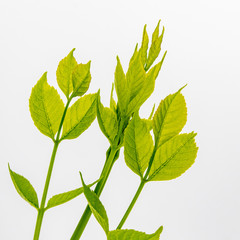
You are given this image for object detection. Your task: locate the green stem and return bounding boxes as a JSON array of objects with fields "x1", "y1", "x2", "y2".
[
  {"x1": 33, "y1": 96, "x2": 72, "y2": 240},
  {"x1": 117, "y1": 180, "x2": 146, "y2": 229},
  {"x1": 71, "y1": 118, "x2": 127, "y2": 240},
  {"x1": 116, "y1": 146, "x2": 157, "y2": 229}
]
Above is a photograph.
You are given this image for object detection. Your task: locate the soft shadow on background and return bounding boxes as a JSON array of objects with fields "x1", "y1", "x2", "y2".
[{"x1": 0, "y1": 0, "x2": 240, "y2": 239}]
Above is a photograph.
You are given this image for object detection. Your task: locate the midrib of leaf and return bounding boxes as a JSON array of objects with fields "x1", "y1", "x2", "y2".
[
  {"x1": 148, "y1": 134, "x2": 196, "y2": 181},
  {"x1": 61, "y1": 98, "x2": 96, "y2": 140}
]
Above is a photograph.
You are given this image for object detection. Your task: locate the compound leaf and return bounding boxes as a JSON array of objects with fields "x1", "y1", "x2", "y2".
[
  {"x1": 153, "y1": 86, "x2": 187, "y2": 147},
  {"x1": 61, "y1": 93, "x2": 97, "y2": 140},
  {"x1": 72, "y1": 61, "x2": 91, "y2": 97},
  {"x1": 46, "y1": 179, "x2": 98, "y2": 210},
  {"x1": 8, "y1": 164, "x2": 39, "y2": 209},
  {"x1": 97, "y1": 94, "x2": 118, "y2": 145},
  {"x1": 29, "y1": 72, "x2": 64, "y2": 140},
  {"x1": 148, "y1": 132, "x2": 198, "y2": 181},
  {"x1": 80, "y1": 173, "x2": 109, "y2": 235},
  {"x1": 56, "y1": 48, "x2": 78, "y2": 98},
  {"x1": 124, "y1": 113, "x2": 154, "y2": 177},
  {"x1": 108, "y1": 226, "x2": 163, "y2": 240}
]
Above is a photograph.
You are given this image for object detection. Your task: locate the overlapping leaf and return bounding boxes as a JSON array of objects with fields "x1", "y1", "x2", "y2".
[
  {"x1": 153, "y1": 86, "x2": 187, "y2": 147},
  {"x1": 8, "y1": 164, "x2": 39, "y2": 209},
  {"x1": 72, "y1": 62, "x2": 91, "y2": 97},
  {"x1": 29, "y1": 72, "x2": 64, "y2": 140},
  {"x1": 56, "y1": 48, "x2": 78, "y2": 98},
  {"x1": 97, "y1": 95, "x2": 118, "y2": 145},
  {"x1": 46, "y1": 180, "x2": 98, "y2": 209},
  {"x1": 124, "y1": 114, "x2": 154, "y2": 177},
  {"x1": 61, "y1": 93, "x2": 97, "y2": 140},
  {"x1": 148, "y1": 132, "x2": 198, "y2": 181},
  {"x1": 80, "y1": 173, "x2": 109, "y2": 234},
  {"x1": 108, "y1": 226, "x2": 163, "y2": 240}
]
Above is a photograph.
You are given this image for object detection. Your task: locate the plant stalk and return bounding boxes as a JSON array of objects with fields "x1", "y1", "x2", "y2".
[
  {"x1": 117, "y1": 179, "x2": 146, "y2": 229},
  {"x1": 33, "y1": 96, "x2": 72, "y2": 240},
  {"x1": 116, "y1": 146, "x2": 157, "y2": 229}
]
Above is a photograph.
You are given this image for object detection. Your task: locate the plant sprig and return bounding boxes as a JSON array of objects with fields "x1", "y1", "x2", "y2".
[{"x1": 9, "y1": 20, "x2": 198, "y2": 240}]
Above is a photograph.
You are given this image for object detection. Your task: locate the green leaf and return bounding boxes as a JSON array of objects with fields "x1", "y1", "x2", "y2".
[
  {"x1": 114, "y1": 56, "x2": 129, "y2": 115},
  {"x1": 97, "y1": 94, "x2": 118, "y2": 145},
  {"x1": 56, "y1": 48, "x2": 78, "y2": 98},
  {"x1": 110, "y1": 83, "x2": 117, "y2": 111},
  {"x1": 72, "y1": 61, "x2": 91, "y2": 97},
  {"x1": 140, "y1": 24, "x2": 149, "y2": 66},
  {"x1": 148, "y1": 132, "x2": 198, "y2": 181},
  {"x1": 61, "y1": 93, "x2": 97, "y2": 140},
  {"x1": 126, "y1": 52, "x2": 146, "y2": 103},
  {"x1": 46, "y1": 179, "x2": 99, "y2": 210},
  {"x1": 153, "y1": 86, "x2": 187, "y2": 147},
  {"x1": 108, "y1": 226, "x2": 163, "y2": 240},
  {"x1": 126, "y1": 54, "x2": 166, "y2": 117},
  {"x1": 124, "y1": 113, "x2": 154, "y2": 177},
  {"x1": 29, "y1": 72, "x2": 65, "y2": 140},
  {"x1": 8, "y1": 164, "x2": 39, "y2": 209},
  {"x1": 80, "y1": 172, "x2": 109, "y2": 234},
  {"x1": 145, "y1": 21, "x2": 164, "y2": 71}
]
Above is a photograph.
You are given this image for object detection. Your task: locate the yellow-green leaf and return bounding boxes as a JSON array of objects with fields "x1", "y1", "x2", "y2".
[
  {"x1": 9, "y1": 164, "x2": 39, "y2": 209},
  {"x1": 114, "y1": 56, "x2": 129, "y2": 115},
  {"x1": 80, "y1": 173, "x2": 109, "y2": 235},
  {"x1": 61, "y1": 93, "x2": 97, "y2": 140},
  {"x1": 56, "y1": 48, "x2": 78, "y2": 98},
  {"x1": 97, "y1": 94, "x2": 118, "y2": 145},
  {"x1": 108, "y1": 226, "x2": 163, "y2": 240},
  {"x1": 110, "y1": 83, "x2": 117, "y2": 111},
  {"x1": 145, "y1": 21, "x2": 164, "y2": 71},
  {"x1": 29, "y1": 72, "x2": 64, "y2": 140},
  {"x1": 140, "y1": 24, "x2": 149, "y2": 66},
  {"x1": 46, "y1": 179, "x2": 99, "y2": 210},
  {"x1": 148, "y1": 133, "x2": 198, "y2": 181},
  {"x1": 153, "y1": 86, "x2": 187, "y2": 147},
  {"x1": 72, "y1": 61, "x2": 91, "y2": 97},
  {"x1": 124, "y1": 114, "x2": 154, "y2": 177}
]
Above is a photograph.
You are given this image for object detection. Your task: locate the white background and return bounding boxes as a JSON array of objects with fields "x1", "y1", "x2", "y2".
[{"x1": 0, "y1": 0, "x2": 240, "y2": 239}]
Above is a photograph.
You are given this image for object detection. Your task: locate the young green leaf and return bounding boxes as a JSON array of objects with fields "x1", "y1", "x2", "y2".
[
  {"x1": 56, "y1": 48, "x2": 78, "y2": 98},
  {"x1": 148, "y1": 132, "x2": 198, "y2": 181},
  {"x1": 108, "y1": 226, "x2": 163, "y2": 240},
  {"x1": 142, "y1": 119, "x2": 153, "y2": 131},
  {"x1": 61, "y1": 93, "x2": 97, "y2": 140},
  {"x1": 72, "y1": 61, "x2": 91, "y2": 97},
  {"x1": 29, "y1": 72, "x2": 65, "y2": 140},
  {"x1": 126, "y1": 52, "x2": 146, "y2": 103},
  {"x1": 97, "y1": 94, "x2": 118, "y2": 145},
  {"x1": 80, "y1": 172, "x2": 109, "y2": 235},
  {"x1": 114, "y1": 56, "x2": 129, "y2": 115},
  {"x1": 46, "y1": 179, "x2": 99, "y2": 210},
  {"x1": 153, "y1": 86, "x2": 187, "y2": 147},
  {"x1": 145, "y1": 21, "x2": 164, "y2": 71},
  {"x1": 110, "y1": 83, "x2": 117, "y2": 111},
  {"x1": 140, "y1": 24, "x2": 149, "y2": 66},
  {"x1": 124, "y1": 113, "x2": 154, "y2": 177},
  {"x1": 8, "y1": 164, "x2": 39, "y2": 209}
]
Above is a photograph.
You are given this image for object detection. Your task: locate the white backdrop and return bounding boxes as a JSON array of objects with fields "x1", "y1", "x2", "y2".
[{"x1": 0, "y1": 0, "x2": 240, "y2": 239}]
